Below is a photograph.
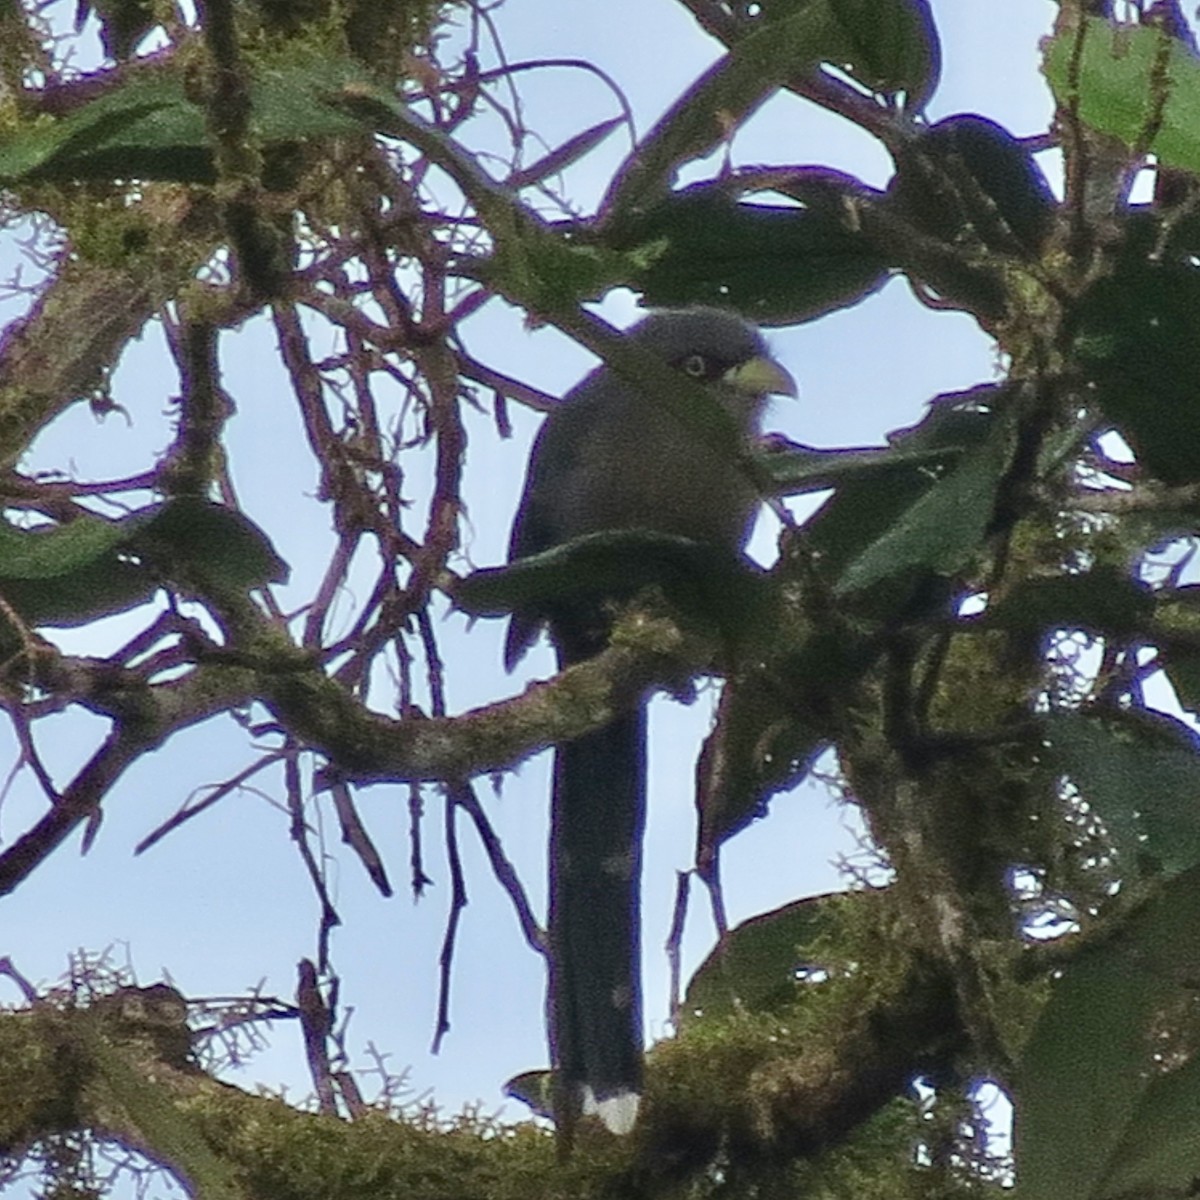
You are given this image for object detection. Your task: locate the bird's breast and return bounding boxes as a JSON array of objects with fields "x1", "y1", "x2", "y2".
[{"x1": 555, "y1": 414, "x2": 759, "y2": 550}]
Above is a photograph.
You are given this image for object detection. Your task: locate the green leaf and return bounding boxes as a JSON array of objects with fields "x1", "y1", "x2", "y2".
[
  {"x1": 0, "y1": 58, "x2": 371, "y2": 185},
  {"x1": 615, "y1": 184, "x2": 888, "y2": 324},
  {"x1": 0, "y1": 120, "x2": 66, "y2": 183},
  {"x1": 599, "y1": 2, "x2": 846, "y2": 216},
  {"x1": 835, "y1": 401, "x2": 1015, "y2": 594},
  {"x1": 17, "y1": 76, "x2": 211, "y2": 184},
  {"x1": 1015, "y1": 863, "x2": 1200, "y2": 1199},
  {"x1": 503, "y1": 1070, "x2": 554, "y2": 1121},
  {"x1": 0, "y1": 500, "x2": 286, "y2": 630},
  {"x1": 763, "y1": 440, "x2": 965, "y2": 495},
  {"x1": 683, "y1": 891, "x2": 881, "y2": 1025},
  {"x1": 802, "y1": 390, "x2": 998, "y2": 584},
  {"x1": 0, "y1": 511, "x2": 157, "y2": 627},
  {"x1": 131, "y1": 498, "x2": 290, "y2": 591},
  {"x1": 1097, "y1": 1052, "x2": 1200, "y2": 1197},
  {"x1": 249, "y1": 59, "x2": 373, "y2": 144},
  {"x1": 0, "y1": 515, "x2": 131, "y2": 579},
  {"x1": 458, "y1": 529, "x2": 768, "y2": 638},
  {"x1": 1042, "y1": 710, "x2": 1200, "y2": 878},
  {"x1": 1044, "y1": 16, "x2": 1200, "y2": 176},
  {"x1": 1, "y1": 557, "x2": 156, "y2": 628}
]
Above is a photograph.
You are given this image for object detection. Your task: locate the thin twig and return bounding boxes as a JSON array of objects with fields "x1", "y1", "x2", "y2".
[
  {"x1": 455, "y1": 779, "x2": 544, "y2": 955},
  {"x1": 328, "y1": 780, "x2": 393, "y2": 898},
  {"x1": 408, "y1": 782, "x2": 432, "y2": 896},
  {"x1": 431, "y1": 786, "x2": 467, "y2": 1054},
  {"x1": 283, "y1": 747, "x2": 341, "y2": 973},
  {"x1": 134, "y1": 752, "x2": 286, "y2": 855},
  {"x1": 297, "y1": 958, "x2": 338, "y2": 1116},
  {"x1": 666, "y1": 869, "x2": 692, "y2": 1024},
  {"x1": 454, "y1": 349, "x2": 560, "y2": 414}
]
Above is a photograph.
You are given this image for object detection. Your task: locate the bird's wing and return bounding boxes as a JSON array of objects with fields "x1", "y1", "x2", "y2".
[{"x1": 503, "y1": 376, "x2": 613, "y2": 670}]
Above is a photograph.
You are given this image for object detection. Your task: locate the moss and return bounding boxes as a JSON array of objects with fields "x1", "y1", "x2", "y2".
[
  {"x1": 189, "y1": 1088, "x2": 596, "y2": 1200},
  {"x1": 0, "y1": 1007, "x2": 94, "y2": 1150},
  {"x1": 645, "y1": 891, "x2": 926, "y2": 1139}
]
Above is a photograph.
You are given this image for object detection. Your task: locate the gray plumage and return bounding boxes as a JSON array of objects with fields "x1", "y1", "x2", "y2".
[
  {"x1": 507, "y1": 308, "x2": 786, "y2": 669},
  {"x1": 505, "y1": 307, "x2": 795, "y2": 1135}
]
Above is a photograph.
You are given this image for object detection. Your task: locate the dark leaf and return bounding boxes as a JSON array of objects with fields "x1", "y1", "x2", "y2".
[
  {"x1": 763, "y1": 440, "x2": 965, "y2": 495},
  {"x1": 1, "y1": 557, "x2": 155, "y2": 628},
  {"x1": 600, "y1": 2, "x2": 848, "y2": 217},
  {"x1": 0, "y1": 500, "x2": 286, "y2": 628},
  {"x1": 613, "y1": 183, "x2": 888, "y2": 324},
  {"x1": 506, "y1": 116, "x2": 625, "y2": 189},
  {"x1": 131, "y1": 498, "x2": 290, "y2": 591},
  {"x1": 457, "y1": 529, "x2": 769, "y2": 639},
  {"x1": 888, "y1": 113, "x2": 1056, "y2": 254},
  {"x1": 1016, "y1": 863, "x2": 1200, "y2": 1198},
  {"x1": 1158, "y1": 592, "x2": 1200, "y2": 711},
  {"x1": 1043, "y1": 709, "x2": 1200, "y2": 878},
  {"x1": 1164, "y1": 648, "x2": 1200, "y2": 713},
  {"x1": 683, "y1": 891, "x2": 882, "y2": 1025},
  {"x1": 826, "y1": 0, "x2": 941, "y2": 109},
  {"x1": 803, "y1": 388, "x2": 1000, "y2": 582},
  {"x1": 696, "y1": 668, "x2": 826, "y2": 857},
  {"x1": 985, "y1": 567, "x2": 1155, "y2": 638},
  {"x1": 702, "y1": 0, "x2": 940, "y2": 110},
  {"x1": 881, "y1": 113, "x2": 1055, "y2": 319},
  {"x1": 1073, "y1": 261, "x2": 1200, "y2": 486},
  {"x1": 835, "y1": 402, "x2": 1015, "y2": 594},
  {"x1": 0, "y1": 510, "x2": 159, "y2": 627},
  {"x1": 1090, "y1": 1046, "x2": 1200, "y2": 1198},
  {"x1": 696, "y1": 540, "x2": 880, "y2": 854}
]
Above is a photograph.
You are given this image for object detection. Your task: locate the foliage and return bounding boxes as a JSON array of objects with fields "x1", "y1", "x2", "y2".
[{"x1": 0, "y1": 0, "x2": 1198, "y2": 1198}]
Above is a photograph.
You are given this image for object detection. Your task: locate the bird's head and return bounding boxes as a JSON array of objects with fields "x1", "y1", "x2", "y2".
[{"x1": 626, "y1": 307, "x2": 798, "y2": 404}]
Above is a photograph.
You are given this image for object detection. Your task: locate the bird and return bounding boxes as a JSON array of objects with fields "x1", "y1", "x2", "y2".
[{"x1": 505, "y1": 307, "x2": 796, "y2": 1137}]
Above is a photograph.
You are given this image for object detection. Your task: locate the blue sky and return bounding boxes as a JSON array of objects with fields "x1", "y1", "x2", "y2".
[{"x1": 0, "y1": 0, "x2": 1059, "y2": 1168}]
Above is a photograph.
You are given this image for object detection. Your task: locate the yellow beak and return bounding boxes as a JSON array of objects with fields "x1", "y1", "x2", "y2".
[{"x1": 723, "y1": 354, "x2": 798, "y2": 399}]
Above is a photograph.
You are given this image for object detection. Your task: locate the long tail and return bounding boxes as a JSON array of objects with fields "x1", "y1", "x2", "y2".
[{"x1": 549, "y1": 703, "x2": 647, "y2": 1135}]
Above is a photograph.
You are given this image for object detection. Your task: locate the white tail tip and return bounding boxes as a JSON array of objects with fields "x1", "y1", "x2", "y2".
[{"x1": 582, "y1": 1087, "x2": 640, "y2": 1135}]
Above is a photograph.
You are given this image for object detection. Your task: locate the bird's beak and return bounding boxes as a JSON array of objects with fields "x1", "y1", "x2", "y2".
[{"x1": 723, "y1": 354, "x2": 798, "y2": 399}]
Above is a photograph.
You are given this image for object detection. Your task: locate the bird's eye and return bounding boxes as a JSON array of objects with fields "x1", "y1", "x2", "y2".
[{"x1": 681, "y1": 353, "x2": 708, "y2": 378}]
